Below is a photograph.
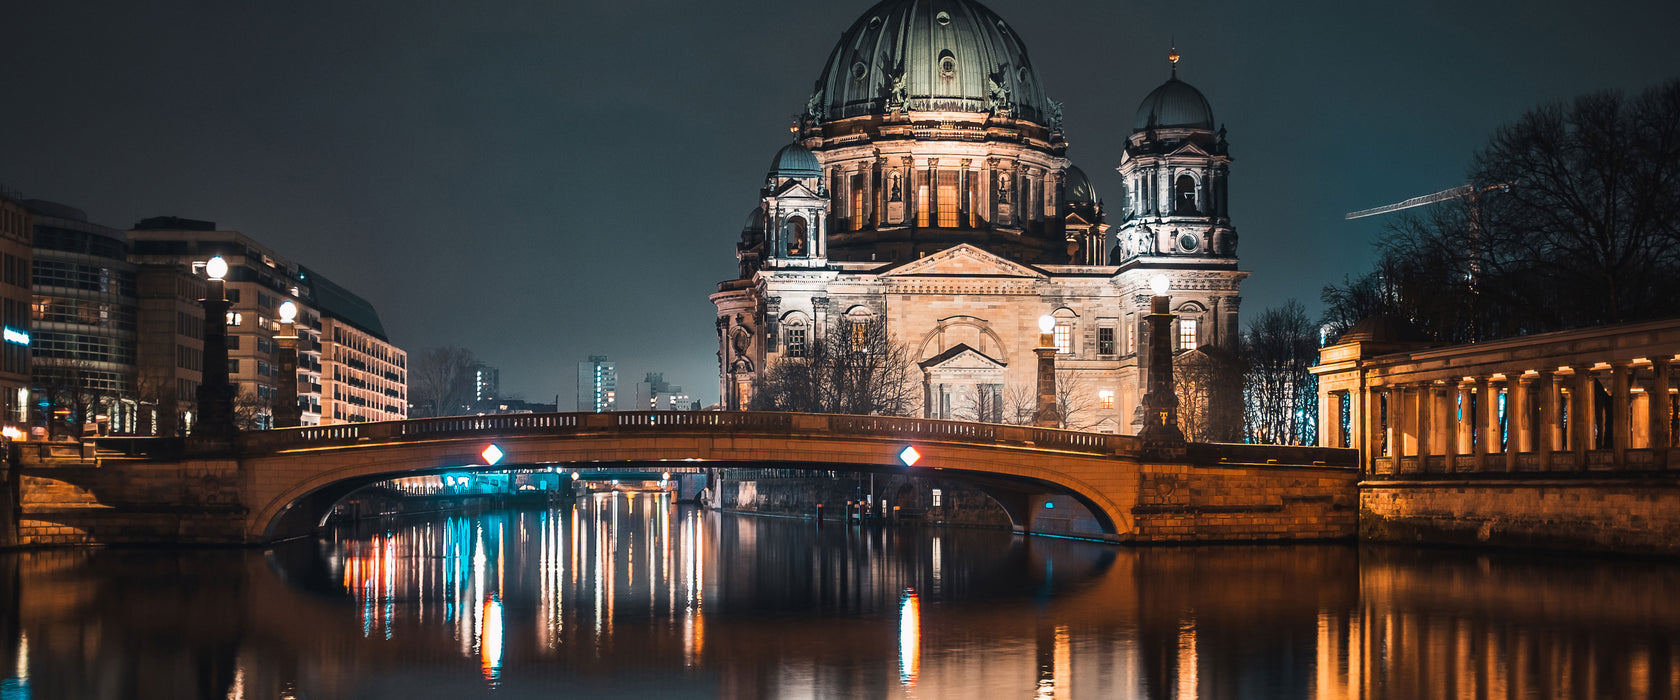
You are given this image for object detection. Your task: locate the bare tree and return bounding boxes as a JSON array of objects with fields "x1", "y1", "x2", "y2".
[
  {"x1": 989, "y1": 371, "x2": 1103, "y2": 430},
  {"x1": 750, "y1": 320, "x2": 917, "y2": 416},
  {"x1": 409, "y1": 347, "x2": 478, "y2": 418},
  {"x1": 1175, "y1": 348, "x2": 1244, "y2": 442},
  {"x1": 232, "y1": 386, "x2": 272, "y2": 431},
  {"x1": 1243, "y1": 301, "x2": 1319, "y2": 445},
  {"x1": 1324, "y1": 78, "x2": 1680, "y2": 342}
]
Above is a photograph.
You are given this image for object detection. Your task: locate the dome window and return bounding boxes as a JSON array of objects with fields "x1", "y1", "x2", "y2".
[
  {"x1": 938, "y1": 51, "x2": 957, "y2": 77},
  {"x1": 868, "y1": 16, "x2": 881, "y2": 29},
  {"x1": 851, "y1": 62, "x2": 868, "y2": 81},
  {"x1": 1174, "y1": 174, "x2": 1199, "y2": 215},
  {"x1": 1179, "y1": 232, "x2": 1199, "y2": 253},
  {"x1": 1017, "y1": 66, "x2": 1031, "y2": 84},
  {"x1": 935, "y1": 11, "x2": 951, "y2": 26}
]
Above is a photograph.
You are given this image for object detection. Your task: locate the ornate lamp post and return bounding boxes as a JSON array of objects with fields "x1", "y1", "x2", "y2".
[
  {"x1": 274, "y1": 300, "x2": 302, "y2": 428},
  {"x1": 1035, "y1": 314, "x2": 1060, "y2": 428},
  {"x1": 193, "y1": 255, "x2": 237, "y2": 444},
  {"x1": 1139, "y1": 274, "x2": 1186, "y2": 446}
]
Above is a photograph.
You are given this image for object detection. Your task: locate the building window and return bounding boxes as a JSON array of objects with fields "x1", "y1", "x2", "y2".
[
  {"x1": 931, "y1": 489, "x2": 942, "y2": 507},
  {"x1": 1053, "y1": 324, "x2": 1071, "y2": 354},
  {"x1": 1099, "y1": 389, "x2": 1114, "y2": 410},
  {"x1": 917, "y1": 185, "x2": 929, "y2": 227},
  {"x1": 1179, "y1": 319, "x2": 1197, "y2": 350},
  {"x1": 850, "y1": 321, "x2": 870, "y2": 352},
  {"x1": 1098, "y1": 327, "x2": 1115, "y2": 355},
  {"x1": 786, "y1": 325, "x2": 807, "y2": 358},
  {"x1": 937, "y1": 182, "x2": 958, "y2": 227}
]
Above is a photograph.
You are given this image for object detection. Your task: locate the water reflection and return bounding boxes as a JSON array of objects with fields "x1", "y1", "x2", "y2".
[{"x1": 0, "y1": 494, "x2": 1677, "y2": 698}]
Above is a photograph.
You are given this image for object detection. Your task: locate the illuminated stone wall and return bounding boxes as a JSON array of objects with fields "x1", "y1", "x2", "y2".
[{"x1": 1362, "y1": 481, "x2": 1680, "y2": 556}]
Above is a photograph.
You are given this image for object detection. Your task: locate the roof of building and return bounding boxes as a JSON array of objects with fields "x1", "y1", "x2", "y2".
[
  {"x1": 768, "y1": 143, "x2": 822, "y2": 179},
  {"x1": 1335, "y1": 314, "x2": 1432, "y2": 345},
  {"x1": 917, "y1": 342, "x2": 1007, "y2": 369},
  {"x1": 1133, "y1": 77, "x2": 1214, "y2": 132},
  {"x1": 298, "y1": 265, "x2": 389, "y2": 341},
  {"x1": 809, "y1": 0, "x2": 1052, "y2": 125},
  {"x1": 743, "y1": 206, "x2": 766, "y2": 232},
  {"x1": 1064, "y1": 165, "x2": 1097, "y2": 205},
  {"x1": 132, "y1": 216, "x2": 217, "y2": 231}
]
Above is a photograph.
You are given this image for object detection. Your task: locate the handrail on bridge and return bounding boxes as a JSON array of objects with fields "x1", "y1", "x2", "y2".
[
  {"x1": 235, "y1": 410, "x2": 1142, "y2": 457},
  {"x1": 231, "y1": 411, "x2": 1359, "y2": 468}
]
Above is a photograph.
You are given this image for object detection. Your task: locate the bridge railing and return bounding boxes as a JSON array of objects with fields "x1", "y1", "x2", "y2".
[{"x1": 236, "y1": 410, "x2": 1142, "y2": 456}]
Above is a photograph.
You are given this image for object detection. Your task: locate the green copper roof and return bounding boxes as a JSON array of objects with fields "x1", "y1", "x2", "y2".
[
  {"x1": 808, "y1": 0, "x2": 1053, "y2": 126},
  {"x1": 299, "y1": 265, "x2": 388, "y2": 341},
  {"x1": 769, "y1": 143, "x2": 822, "y2": 179},
  {"x1": 1133, "y1": 78, "x2": 1214, "y2": 131}
]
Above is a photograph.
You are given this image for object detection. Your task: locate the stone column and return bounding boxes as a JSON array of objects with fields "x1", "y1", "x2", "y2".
[
  {"x1": 1372, "y1": 386, "x2": 1390, "y2": 465},
  {"x1": 1416, "y1": 384, "x2": 1433, "y2": 467},
  {"x1": 1611, "y1": 362, "x2": 1632, "y2": 467},
  {"x1": 1485, "y1": 376, "x2": 1504, "y2": 459},
  {"x1": 1454, "y1": 382, "x2": 1474, "y2": 472},
  {"x1": 1513, "y1": 374, "x2": 1534, "y2": 456},
  {"x1": 1471, "y1": 378, "x2": 1491, "y2": 470},
  {"x1": 928, "y1": 159, "x2": 940, "y2": 226},
  {"x1": 1571, "y1": 369, "x2": 1592, "y2": 465},
  {"x1": 1652, "y1": 357, "x2": 1673, "y2": 456},
  {"x1": 1439, "y1": 385, "x2": 1458, "y2": 471},
  {"x1": 1535, "y1": 371, "x2": 1556, "y2": 469}
]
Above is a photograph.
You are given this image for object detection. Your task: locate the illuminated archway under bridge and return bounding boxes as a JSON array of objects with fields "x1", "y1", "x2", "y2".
[{"x1": 18, "y1": 411, "x2": 1359, "y2": 546}]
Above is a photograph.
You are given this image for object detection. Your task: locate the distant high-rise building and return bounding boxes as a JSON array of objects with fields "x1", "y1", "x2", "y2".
[
  {"x1": 576, "y1": 355, "x2": 616, "y2": 412},
  {"x1": 634, "y1": 372, "x2": 694, "y2": 411},
  {"x1": 473, "y1": 363, "x2": 499, "y2": 402},
  {"x1": 26, "y1": 200, "x2": 139, "y2": 434}
]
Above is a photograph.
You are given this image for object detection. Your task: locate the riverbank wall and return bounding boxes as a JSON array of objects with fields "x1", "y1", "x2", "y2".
[{"x1": 1361, "y1": 477, "x2": 1680, "y2": 556}]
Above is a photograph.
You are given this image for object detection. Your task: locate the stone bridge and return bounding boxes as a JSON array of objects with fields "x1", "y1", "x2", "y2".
[{"x1": 6, "y1": 411, "x2": 1358, "y2": 547}]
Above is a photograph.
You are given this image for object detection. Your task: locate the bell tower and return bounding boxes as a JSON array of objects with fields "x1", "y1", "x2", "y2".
[{"x1": 761, "y1": 140, "x2": 829, "y2": 270}]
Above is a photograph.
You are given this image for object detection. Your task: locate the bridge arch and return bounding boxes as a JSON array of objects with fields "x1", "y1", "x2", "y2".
[{"x1": 239, "y1": 412, "x2": 1145, "y2": 544}]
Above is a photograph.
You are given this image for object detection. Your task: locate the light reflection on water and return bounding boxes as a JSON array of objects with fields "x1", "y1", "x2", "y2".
[{"x1": 1, "y1": 492, "x2": 1678, "y2": 698}]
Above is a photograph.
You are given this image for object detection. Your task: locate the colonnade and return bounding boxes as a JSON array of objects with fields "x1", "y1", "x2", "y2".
[
  {"x1": 1312, "y1": 319, "x2": 1680, "y2": 476},
  {"x1": 1344, "y1": 359, "x2": 1675, "y2": 475}
]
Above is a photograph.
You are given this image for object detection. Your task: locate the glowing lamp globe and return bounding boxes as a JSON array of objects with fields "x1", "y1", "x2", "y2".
[
  {"x1": 278, "y1": 300, "x2": 297, "y2": 323},
  {"x1": 1151, "y1": 275, "x2": 1170, "y2": 297},
  {"x1": 205, "y1": 255, "x2": 228, "y2": 280},
  {"x1": 1037, "y1": 315, "x2": 1056, "y2": 334}
]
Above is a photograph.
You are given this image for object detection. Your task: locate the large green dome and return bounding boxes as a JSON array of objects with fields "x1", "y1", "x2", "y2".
[{"x1": 807, "y1": 0, "x2": 1053, "y2": 126}]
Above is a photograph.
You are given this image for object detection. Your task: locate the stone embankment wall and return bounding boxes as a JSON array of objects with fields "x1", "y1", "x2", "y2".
[
  {"x1": 11, "y1": 454, "x2": 246, "y2": 547},
  {"x1": 1131, "y1": 460, "x2": 1359, "y2": 542},
  {"x1": 1361, "y1": 479, "x2": 1680, "y2": 556}
]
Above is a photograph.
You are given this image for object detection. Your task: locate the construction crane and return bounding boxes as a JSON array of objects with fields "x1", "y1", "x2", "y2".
[
  {"x1": 1344, "y1": 182, "x2": 1511, "y2": 220},
  {"x1": 1344, "y1": 181, "x2": 1514, "y2": 341}
]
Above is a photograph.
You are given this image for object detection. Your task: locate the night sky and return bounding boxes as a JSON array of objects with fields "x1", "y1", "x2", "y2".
[{"x1": 3, "y1": 0, "x2": 1676, "y2": 406}]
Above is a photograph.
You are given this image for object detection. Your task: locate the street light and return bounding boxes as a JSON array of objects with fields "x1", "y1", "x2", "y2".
[
  {"x1": 193, "y1": 255, "x2": 236, "y2": 445},
  {"x1": 1140, "y1": 273, "x2": 1185, "y2": 446},
  {"x1": 274, "y1": 300, "x2": 302, "y2": 428},
  {"x1": 1034, "y1": 314, "x2": 1060, "y2": 427}
]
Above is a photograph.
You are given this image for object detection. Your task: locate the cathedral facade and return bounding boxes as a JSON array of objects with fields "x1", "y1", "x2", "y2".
[{"x1": 712, "y1": 0, "x2": 1246, "y2": 434}]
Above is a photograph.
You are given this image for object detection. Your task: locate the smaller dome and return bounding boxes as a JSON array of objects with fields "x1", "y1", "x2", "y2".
[
  {"x1": 1064, "y1": 165, "x2": 1098, "y2": 205},
  {"x1": 743, "y1": 206, "x2": 766, "y2": 232},
  {"x1": 769, "y1": 143, "x2": 822, "y2": 179},
  {"x1": 1133, "y1": 78, "x2": 1214, "y2": 131}
]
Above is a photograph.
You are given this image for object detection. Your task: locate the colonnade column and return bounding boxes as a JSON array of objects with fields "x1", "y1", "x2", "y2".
[
  {"x1": 1482, "y1": 376, "x2": 1503, "y2": 469},
  {"x1": 1415, "y1": 384, "x2": 1433, "y2": 469},
  {"x1": 1513, "y1": 374, "x2": 1534, "y2": 457},
  {"x1": 1535, "y1": 370, "x2": 1556, "y2": 470},
  {"x1": 1652, "y1": 358, "x2": 1673, "y2": 457},
  {"x1": 1571, "y1": 369, "x2": 1592, "y2": 463},
  {"x1": 1504, "y1": 375, "x2": 1522, "y2": 471},
  {"x1": 1454, "y1": 382, "x2": 1473, "y2": 472},
  {"x1": 1611, "y1": 362, "x2": 1632, "y2": 466},
  {"x1": 1368, "y1": 387, "x2": 1387, "y2": 471},
  {"x1": 1436, "y1": 385, "x2": 1455, "y2": 472}
]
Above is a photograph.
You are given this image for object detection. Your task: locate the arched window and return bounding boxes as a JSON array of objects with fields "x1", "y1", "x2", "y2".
[
  {"x1": 1175, "y1": 174, "x2": 1198, "y2": 215},
  {"x1": 784, "y1": 216, "x2": 808, "y2": 256},
  {"x1": 782, "y1": 313, "x2": 810, "y2": 358}
]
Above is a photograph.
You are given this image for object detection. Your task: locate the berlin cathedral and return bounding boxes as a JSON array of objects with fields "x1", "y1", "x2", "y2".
[{"x1": 712, "y1": 0, "x2": 1246, "y2": 435}]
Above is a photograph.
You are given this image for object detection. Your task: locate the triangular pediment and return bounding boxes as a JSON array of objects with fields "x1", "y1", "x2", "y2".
[
  {"x1": 918, "y1": 343, "x2": 1007, "y2": 370},
  {"x1": 1167, "y1": 142, "x2": 1212, "y2": 158},
  {"x1": 770, "y1": 180, "x2": 823, "y2": 200},
  {"x1": 880, "y1": 244, "x2": 1047, "y2": 279}
]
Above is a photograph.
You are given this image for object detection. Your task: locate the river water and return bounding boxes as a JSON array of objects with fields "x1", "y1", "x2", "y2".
[{"x1": 2, "y1": 492, "x2": 1678, "y2": 699}]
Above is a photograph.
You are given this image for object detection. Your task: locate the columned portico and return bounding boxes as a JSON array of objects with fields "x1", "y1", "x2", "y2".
[{"x1": 1314, "y1": 317, "x2": 1680, "y2": 475}]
